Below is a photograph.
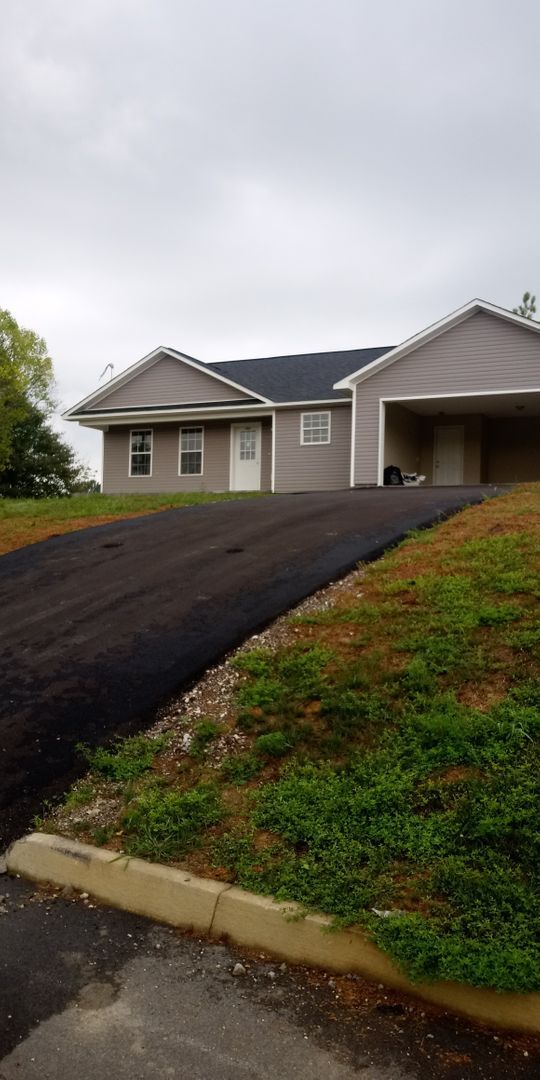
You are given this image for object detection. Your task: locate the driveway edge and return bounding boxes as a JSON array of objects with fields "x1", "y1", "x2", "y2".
[{"x1": 7, "y1": 832, "x2": 540, "y2": 1034}]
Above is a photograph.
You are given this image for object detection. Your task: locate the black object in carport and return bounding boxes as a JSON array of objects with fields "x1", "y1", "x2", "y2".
[{"x1": 384, "y1": 464, "x2": 404, "y2": 485}]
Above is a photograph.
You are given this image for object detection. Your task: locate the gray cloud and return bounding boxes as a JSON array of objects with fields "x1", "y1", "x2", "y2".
[{"x1": 1, "y1": 0, "x2": 539, "y2": 472}]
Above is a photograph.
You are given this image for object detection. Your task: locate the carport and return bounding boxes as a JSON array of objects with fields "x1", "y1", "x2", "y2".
[{"x1": 381, "y1": 389, "x2": 540, "y2": 485}]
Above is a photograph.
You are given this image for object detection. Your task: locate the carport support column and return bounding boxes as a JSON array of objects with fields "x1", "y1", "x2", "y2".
[
  {"x1": 349, "y1": 386, "x2": 357, "y2": 487},
  {"x1": 377, "y1": 399, "x2": 386, "y2": 486},
  {"x1": 271, "y1": 410, "x2": 276, "y2": 492}
]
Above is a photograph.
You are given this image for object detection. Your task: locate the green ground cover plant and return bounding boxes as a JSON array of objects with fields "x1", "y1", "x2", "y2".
[
  {"x1": 189, "y1": 720, "x2": 221, "y2": 760},
  {"x1": 122, "y1": 783, "x2": 223, "y2": 861},
  {"x1": 77, "y1": 734, "x2": 170, "y2": 781},
  {"x1": 51, "y1": 485, "x2": 540, "y2": 993}
]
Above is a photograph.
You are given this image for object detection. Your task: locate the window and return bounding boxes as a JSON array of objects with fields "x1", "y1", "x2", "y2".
[
  {"x1": 239, "y1": 427, "x2": 257, "y2": 461},
  {"x1": 179, "y1": 427, "x2": 204, "y2": 475},
  {"x1": 130, "y1": 429, "x2": 152, "y2": 476},
  {"x1": 301, "y1": 411, "x2": 331, "y2": 444}
]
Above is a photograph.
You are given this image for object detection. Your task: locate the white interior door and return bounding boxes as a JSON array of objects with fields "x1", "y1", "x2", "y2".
[
  {"x1": 433, "y1": 425, "x2": 464, "y2": 485},
  {"x1": 230, "y1": 423, "x2": 262, "y2": 490}
]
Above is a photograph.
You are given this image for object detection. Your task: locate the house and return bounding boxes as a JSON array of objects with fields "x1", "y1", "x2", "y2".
[{"x1": 64, "y1": 299, "x2": 540, "y2": 492}]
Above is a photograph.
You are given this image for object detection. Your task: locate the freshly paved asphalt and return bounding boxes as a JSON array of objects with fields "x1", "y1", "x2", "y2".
[
  {"x1": 0, "y1": 486, "x2": 504, "y2": 847},
  {"x1": 0, "y1": 878, "x2": 537, "y2": 1079}
]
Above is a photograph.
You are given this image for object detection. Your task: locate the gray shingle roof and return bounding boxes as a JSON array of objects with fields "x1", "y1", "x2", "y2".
[
  {"x1": 75, "y1": 345, "x2": 395, "y2": 416},
  {"x1": 206, "y1": 347, "x2": 392, "y2": 402}
]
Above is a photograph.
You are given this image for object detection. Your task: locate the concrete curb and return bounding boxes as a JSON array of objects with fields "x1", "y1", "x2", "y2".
[
  {"x1": 6, "y1": 832, "x2": 229, "y2": 931},
  {"x1": 7, "y1": 832, "x2": 540, "y2": 1034}
]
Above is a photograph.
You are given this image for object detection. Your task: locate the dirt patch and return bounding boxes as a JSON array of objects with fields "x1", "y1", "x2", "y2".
[
  {"x1": 0, "y1": 512, "x2": 159, "y2": 555},
  {"x1": 458, "y1": 674, "x2": 509, "y2": 710}
]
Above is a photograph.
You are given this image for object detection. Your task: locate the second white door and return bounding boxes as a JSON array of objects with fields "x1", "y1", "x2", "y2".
[{"x1": 433, "y1": 425, "x2": 464, "y2": 485}]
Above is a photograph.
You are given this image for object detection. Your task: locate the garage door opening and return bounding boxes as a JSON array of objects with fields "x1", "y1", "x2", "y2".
[{"x1": 380, "y1": 391, "x2": 540, "y2": 485}]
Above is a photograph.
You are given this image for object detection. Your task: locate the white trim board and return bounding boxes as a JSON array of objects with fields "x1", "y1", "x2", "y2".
[
  {"x1": 333, "y1": 299, "x2": 540, "y2": 390},
  {"x1": 77, "y1": 407, "x2": 276, "y2": 427},
  {"x1": 270, "y1": 409, "x2": 276, "y2": 493},
  {"x1": 349, "y1": 385, "x2": 357, "y2": 488},
  {"x1": 377, "y1": 399, "x2": 385, "y2": 487},
  {"x1": 71, "y1": 399, "x2": 351, "y2": 426},
  {"x1": 379, "y1": 387, "x2": 540, "y2": 403}
]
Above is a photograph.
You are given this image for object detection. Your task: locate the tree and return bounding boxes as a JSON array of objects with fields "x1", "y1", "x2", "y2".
[
  {"x1": 0, "y1": 308, "x2": 55, "y2": 472},
  {"x1": 0, "y1": 404, "x2": 83, "y2": 498},
  {"x1": 512, "y1": 291, "x2": 537, "y2": 319},
  {"x1": 0, "y1": 307, "x2": 93, "y2": 498}
]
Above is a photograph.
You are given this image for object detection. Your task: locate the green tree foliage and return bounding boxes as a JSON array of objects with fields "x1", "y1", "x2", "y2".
[
  {"x1": 512, "y1": 291, "x2": 537, "y2": 319},
  {"x1": 0, "y1": 307, "x2": 92, "y2": 497},
  {"x1": 0, "y1": 404, "x2": 84, "y2": 498},
  {"x1": 0, "y1": 308, "x2": 55, "y2": 471}
]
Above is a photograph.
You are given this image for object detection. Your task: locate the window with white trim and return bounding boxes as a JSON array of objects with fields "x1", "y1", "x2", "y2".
[
  {"x1": 301, "y1": 411, "x2": 331, "y2": 444},
  {"x1": 130, "y1": 429, "x2": 152, "y2": 476},
  {"x1": 239, "y1": 427, "x2": 257, "y2": 461},
  {"x1": 179, "y1": 426, "x2": 204, "y2": 475}
]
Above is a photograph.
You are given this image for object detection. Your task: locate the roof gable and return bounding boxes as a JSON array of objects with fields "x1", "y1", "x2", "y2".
[
  {"x1": 333, "y1": 300, "x2": 540, "y2": 389},
  {"x1": 64, "y1": 347, "x2": 271, "y2": 418}
]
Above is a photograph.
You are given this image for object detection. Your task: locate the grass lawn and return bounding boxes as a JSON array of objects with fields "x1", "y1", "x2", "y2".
[
  {"x1": 46, "y1": 484, "x2": 540, "y2": 993},
  {"x1": 0, "y1": 490, "x2": 268, "y2": 555}
]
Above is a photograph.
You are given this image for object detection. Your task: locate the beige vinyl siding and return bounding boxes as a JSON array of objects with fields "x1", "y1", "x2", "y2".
[
  {"x1": 260, "y1": 419, "x2": 272, "y2": 491},
  {"x1": 103, "y1": 417, "x2": 274, "y2": 493},
  {"x1": 384, "y1": 403, "x2": 421, "y2": 473},
  {"x1": 418, "y1": 415, "x2": 484, "y2": 484},
  {"x1": 274, "y1": 405, "x2": 351, "y2": 493},
  {"x1": 486, "y1": 418, "x2": 540, "y2": 483},
  {"x1": 103, "y1": 422, "x2": 230, "y2": 493},
  {"x1": 354, "y1": 311, "x2": 540, "y2": 484},
  {"x1": 93, "y1": 354, "x2": 253, "y2": 410}
]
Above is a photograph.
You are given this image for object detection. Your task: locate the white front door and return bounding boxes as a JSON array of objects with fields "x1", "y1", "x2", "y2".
[
  {"x1": 433, "y1": 425, "x2": 464, "y2": 485},
  {"x1": 230, "y1": 423, "x2": 262, "y2": 490}
]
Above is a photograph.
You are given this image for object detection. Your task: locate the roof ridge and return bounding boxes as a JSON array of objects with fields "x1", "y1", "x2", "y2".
[{"x1": 209, "y1": 346, "x2": 392, "y2": 366}]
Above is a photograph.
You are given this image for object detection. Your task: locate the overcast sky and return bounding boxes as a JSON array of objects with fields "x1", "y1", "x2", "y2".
[{"x1": 1, "y1": 0, "x2": 539, "y2": 474}]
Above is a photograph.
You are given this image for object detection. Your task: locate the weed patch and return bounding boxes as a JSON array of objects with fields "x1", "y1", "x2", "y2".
[
  {"x1": 220, "y1": 753, "x2": 263, "y2": 784},
  {"x1": 189, "y1": 720, "x2": 221, "y2": 760},
  {"x1": 77, "y1": 734, "x2": 169, "y2": 781},
  {"x1": 122, "y1": 784, "x2": 223, "y2": 861}
]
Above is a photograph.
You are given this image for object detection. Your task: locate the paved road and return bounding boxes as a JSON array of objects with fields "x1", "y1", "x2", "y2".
[
  {"x1": 0, "y1": 878, "x2": 537, "y2": 1079},
  {"x1": 0, "y1": 486, "x2": 503, "y2": 846}
]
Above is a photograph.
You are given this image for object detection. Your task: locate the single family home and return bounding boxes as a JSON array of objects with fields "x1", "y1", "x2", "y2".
[{"x1": 64, "y1": 299, "x2": 540, "y2": 492}]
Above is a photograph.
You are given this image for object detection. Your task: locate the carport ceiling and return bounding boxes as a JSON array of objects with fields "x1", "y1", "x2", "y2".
[{"x1": 387, "y1": 391, "x2": 540, "y2": 418}]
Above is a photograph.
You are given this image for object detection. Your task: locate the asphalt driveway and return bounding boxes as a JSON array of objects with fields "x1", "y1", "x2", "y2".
[{"x1": 0, "y1": 485, "x2": 504, "y2": 846}]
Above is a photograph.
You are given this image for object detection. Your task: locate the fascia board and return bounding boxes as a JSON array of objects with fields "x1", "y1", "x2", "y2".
[
  {"x1": 77, "y1": 407, "x2": 275, "y2": 427},
  {"x1": 66, "y1": 397, "x2": 353, "y2": 424}
]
